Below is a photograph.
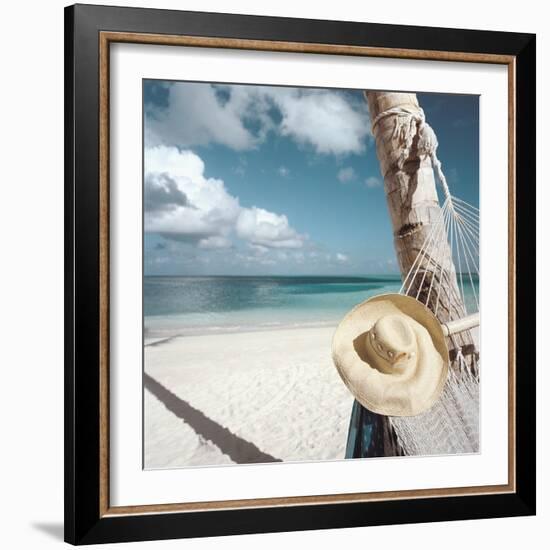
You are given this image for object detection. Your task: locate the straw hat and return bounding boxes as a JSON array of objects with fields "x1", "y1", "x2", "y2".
[{"x1": 332, "y1": 293, "x2": 449, "y2": 417}]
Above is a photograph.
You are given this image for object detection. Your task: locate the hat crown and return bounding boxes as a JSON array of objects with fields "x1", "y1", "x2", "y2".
[
  {"x1": 374, "y1": 315, "x2": 415, "y2": 350},
  {"x1": 367, "y1": 314, "x2": 417, "y2": 371}
]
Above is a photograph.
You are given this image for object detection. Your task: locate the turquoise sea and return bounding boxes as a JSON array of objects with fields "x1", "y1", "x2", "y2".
[{"x1": 144, "y1": 275, "x2": 478, "y2": 338}]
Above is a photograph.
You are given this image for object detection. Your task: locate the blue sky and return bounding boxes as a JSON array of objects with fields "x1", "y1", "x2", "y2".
[{"x1": 143, "y1": 80, "x2": 479, "y2": 276}]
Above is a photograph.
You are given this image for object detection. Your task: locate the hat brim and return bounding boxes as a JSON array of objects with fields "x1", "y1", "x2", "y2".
[{"x1": 332, "y1": 293, "x2": 449, "y2": 417}]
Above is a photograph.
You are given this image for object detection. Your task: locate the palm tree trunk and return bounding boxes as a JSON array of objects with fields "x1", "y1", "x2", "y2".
[{"x1": 365, "y1": 91, "x2": 476, "y2": 371}]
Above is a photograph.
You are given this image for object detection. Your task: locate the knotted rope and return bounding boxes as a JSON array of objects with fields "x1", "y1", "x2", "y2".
[{"x1": 372, "y1": 106, "x2": 452, "y2": 204}]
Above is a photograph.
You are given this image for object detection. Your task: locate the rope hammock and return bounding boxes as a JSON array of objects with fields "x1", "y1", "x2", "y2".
[
  {"x1": 399, "y1": 197, "x2": 479, "y2": 318},
  {"x1": 398, "y1": 194, "x2": 480, "y2": 384}
]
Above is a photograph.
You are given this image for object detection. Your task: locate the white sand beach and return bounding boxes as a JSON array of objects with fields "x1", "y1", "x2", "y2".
[{"x1": 144, "y1": 326, "x2": 354, "y2": 469}]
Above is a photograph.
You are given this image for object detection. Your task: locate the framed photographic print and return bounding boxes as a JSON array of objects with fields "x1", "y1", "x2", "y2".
[{"x1": 64, "y1": 3, "x2": 536, "y2": 545}]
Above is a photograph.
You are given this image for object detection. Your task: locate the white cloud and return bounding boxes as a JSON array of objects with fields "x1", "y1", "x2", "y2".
[
  {"x1": 146, "y1": 83, "x2": 258, "y2": 151},
  {"x1": 236, "y1": 207, "x2": 306, "y2": 249},
  {"x1": 234, "y1": 247, "x2": 309, "y2": 268},
  {"x1": 269, "y1": 88, "x2": 369, "y2": 155},
  {"x1": 144, "y1": 172, "x2": 191, "y2": 212},
  {"x1": 146, "y1": 83, "x2": 371, "y2": 156},
  {"x1": 337, "y1": 167, "x2": 356, "y2": 183},
  {"x1": 278, "y1": 166, "x2": 290, "y2": 177},
  {"x1": 144, "y1": 146, "x2": 307, "y2": 250},
  {"x1": 197, "y1": 236, "x2": 232, "y2": 249},
  {"x1": 145, "y1": 146, "x2": 240, "y2": 241},
  {"x1": 335, "y1": 253, "x2": 349, "y2": 263},
  {"x1": 365, "y1": 176, "x2": 382, "y2": 188}
]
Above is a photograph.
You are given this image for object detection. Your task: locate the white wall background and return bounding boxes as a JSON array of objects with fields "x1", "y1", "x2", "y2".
[{"x1": 0, "y1": 0, "x2": 546, "y2": 547}]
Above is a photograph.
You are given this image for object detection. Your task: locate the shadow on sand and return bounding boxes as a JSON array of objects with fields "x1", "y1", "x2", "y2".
[{"x1": 144, "y1": 373, "x2": 282, "y2": 465}]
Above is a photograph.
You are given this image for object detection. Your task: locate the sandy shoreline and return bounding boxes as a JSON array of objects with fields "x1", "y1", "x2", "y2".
[
  {"x1": 144, "y1": 326, "x2": 354, "y2": 469},
  {"x1": 143, "y1": 319, "x2": 341, "y2": 345}
]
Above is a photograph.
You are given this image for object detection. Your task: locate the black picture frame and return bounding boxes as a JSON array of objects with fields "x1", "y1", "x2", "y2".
[{"x1": 65, "y1": 3, "x2": 536, "y2": 545}]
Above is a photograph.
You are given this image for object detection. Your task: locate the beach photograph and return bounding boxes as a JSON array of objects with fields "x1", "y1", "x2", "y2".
[{"x1": 143, "y1": 81, "x2": 479, "y2": 469}]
